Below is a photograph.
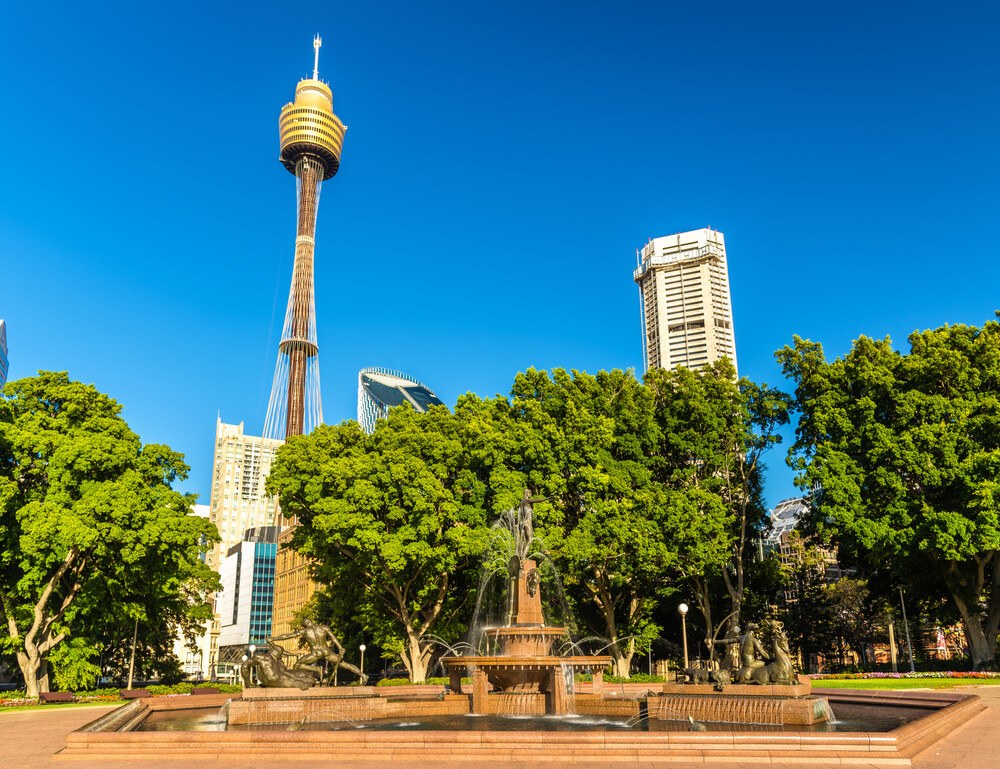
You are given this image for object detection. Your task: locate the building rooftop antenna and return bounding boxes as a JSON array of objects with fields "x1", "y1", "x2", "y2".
[{"x1": 312, "y1": 34, "x2": 322, "y2": 79}]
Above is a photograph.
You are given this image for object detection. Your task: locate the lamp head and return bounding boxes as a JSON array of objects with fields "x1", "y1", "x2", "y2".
[
  {"x1": 678, "y1": 603, "x2": 689, "y2": 616},
  {"x1": 359, "y1": 644, "x2": 366, "y2": 652}
]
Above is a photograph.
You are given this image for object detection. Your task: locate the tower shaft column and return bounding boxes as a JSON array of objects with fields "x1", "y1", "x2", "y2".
[{"x1": 283, "y1": 155, "x2": 323, "y2": 437}]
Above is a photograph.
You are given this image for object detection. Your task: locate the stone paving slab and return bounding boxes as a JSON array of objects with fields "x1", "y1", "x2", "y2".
[{"x1": 0, "y1": 686, "x2": 997, "y2": 769}]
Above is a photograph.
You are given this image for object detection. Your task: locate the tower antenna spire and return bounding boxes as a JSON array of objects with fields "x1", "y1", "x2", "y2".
[{"x1": 312, "y1": 34, "x2": 322, "y2": 79}]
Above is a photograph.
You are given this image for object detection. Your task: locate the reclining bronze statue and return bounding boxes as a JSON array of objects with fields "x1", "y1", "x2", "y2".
[{"x1": 241, "y1": 619, "x2": 369, "y2": 688}]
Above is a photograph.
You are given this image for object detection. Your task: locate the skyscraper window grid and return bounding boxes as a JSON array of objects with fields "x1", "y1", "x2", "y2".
[{"x1": 633, "y1": 228, "x2": 738, "y2": 375}]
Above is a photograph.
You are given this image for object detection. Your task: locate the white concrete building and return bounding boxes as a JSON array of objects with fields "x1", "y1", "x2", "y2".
[
  {"x1": 633, "y1": 228, "x2": 738, "y2": 375},
  {"x1": 171, "y1": 504, "x2": 214, "y2": 679}
]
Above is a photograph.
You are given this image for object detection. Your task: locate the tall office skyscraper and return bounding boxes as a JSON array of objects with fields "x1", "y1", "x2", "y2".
[
  {"x1": 633, "y1": 228, "x2": 738, "y2": 375},
  {"x1": 357, "y1": 367, "x2": 444, "y2": 434},
  {"x1": 0, "y1": 319, "x2": 8, "y2": 386}
]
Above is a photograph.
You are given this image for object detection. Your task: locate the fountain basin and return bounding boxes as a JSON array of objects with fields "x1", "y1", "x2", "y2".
[{"x1": 59, "y1": 688, "x2": 986, "y2": 767}]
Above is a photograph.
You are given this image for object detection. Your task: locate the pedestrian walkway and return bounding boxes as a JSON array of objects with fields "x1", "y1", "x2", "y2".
[{"x1": 1, "y1": 686, "x2": 998, "y2": 769}]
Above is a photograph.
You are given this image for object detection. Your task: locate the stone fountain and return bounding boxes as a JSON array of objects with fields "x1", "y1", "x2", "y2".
[
  {"x1": 444, "y1": 553, "x2": 611, "y2": 715},
  {"x1": 443, "y1": 491, "x2": 611, "y2": 715},
  {"x1": 62, "y1": 494, "x2": 986, "y2": 765}
]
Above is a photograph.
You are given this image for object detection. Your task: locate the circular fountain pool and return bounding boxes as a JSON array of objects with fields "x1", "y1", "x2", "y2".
[{"x1": 135, "y1": 702, "x2": 935, "y2": 733}]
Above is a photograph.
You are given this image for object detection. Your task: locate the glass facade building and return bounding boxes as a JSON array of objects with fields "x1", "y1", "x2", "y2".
[
  {"x1": 217, "y1": 526, "x2": 279, "y2": 656},
  {"x1": 357, "y1": 367, "x2": 444, "y2": 434}
]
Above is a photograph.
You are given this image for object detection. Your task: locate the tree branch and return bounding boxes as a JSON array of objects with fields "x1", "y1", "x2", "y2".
[{"x1": 25, "y1": 547, "x2": 79, "y2": 655}]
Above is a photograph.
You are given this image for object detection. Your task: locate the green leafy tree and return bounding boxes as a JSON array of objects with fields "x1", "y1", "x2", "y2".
[
  {"x1": 0, "y1": 372, "x2": 218, "y2": 696},
  {"x1": 823, "y1": 577, "x2": 888, "y2": 667},
  {"x1": 646, "y1": 361, "x2": 789, "y2": 653},
  {"x1": 266, "y1": 406, "x2": 490, "y2": 682},
  {"x1": 778, "y1": 317, "x2": 1000, "y2": 669},
  {"x1": 775, "y1": 531, "x2": 834, "y2": 669},
  {"x1": 499, "y1": 369, "x2": 678, "y2": 676}
]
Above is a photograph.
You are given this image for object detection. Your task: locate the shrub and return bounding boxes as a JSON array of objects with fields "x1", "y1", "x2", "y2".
[
  {"x1": 376, "y1": 677, "x2": 415, "y2": 687},
  {"x1": 375, "y1": 676, "x2": 468, "y2": 687},
  {"x1": 604, "y1": 673, "x2": 664, "y2": 684}
]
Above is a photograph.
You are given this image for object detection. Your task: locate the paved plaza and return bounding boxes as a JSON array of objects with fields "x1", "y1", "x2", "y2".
[{"x1": 1, "y1": 686, "x2": 998, "y2": 769}]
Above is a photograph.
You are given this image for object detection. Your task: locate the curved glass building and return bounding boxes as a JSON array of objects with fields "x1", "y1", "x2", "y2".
[{"x1": 357, "y1": 367, "x2": 444, "y2": 433}]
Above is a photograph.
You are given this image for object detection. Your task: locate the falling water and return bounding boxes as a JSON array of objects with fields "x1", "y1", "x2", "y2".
[
  {"x1": 560, "y1": 662, "x2": 577, "y2": 716},
  {"x1": 816, "y1": 698, "x2": 837, "y2": 723},
  {"x1": 492, "y1": 692, "x2": 540, "y2": 717}
]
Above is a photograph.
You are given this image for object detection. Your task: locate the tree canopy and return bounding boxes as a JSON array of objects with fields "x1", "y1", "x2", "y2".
[
  {"x1": 266, "y1": 406, "x2": 490, "y2": 682},
  {"x1": 778, "y1": 317, "x2": 1000, "y2": 669},
  {"x1": 269, "y1": 365, "x2": 787, "y2": 679},
  {"x1": 0, "y1": 372, "x2": 218, "y2": 695}
]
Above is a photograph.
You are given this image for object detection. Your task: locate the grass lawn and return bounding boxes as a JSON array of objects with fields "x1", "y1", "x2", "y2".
[{"x1": 813, "y1": 678, "x2": 1000, "y2": 690}]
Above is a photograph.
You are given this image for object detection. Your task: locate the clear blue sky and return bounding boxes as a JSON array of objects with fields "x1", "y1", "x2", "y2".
[{"x1": 2, "y1": 1, "x2": 998, "y2": 508}]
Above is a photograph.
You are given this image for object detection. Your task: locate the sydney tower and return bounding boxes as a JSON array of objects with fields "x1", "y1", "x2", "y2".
[{"x1": 264, "y1": 36, "x2": 346, "y2": 440}]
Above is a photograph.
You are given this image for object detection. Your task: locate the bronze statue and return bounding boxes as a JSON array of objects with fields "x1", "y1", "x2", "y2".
[
  {"x1": 241, "y1": 642, "x2": 317, "y2": 689},
  {"x1": 711, "y1": 623, "x2": 742, "y2": 673},
  {"x1": 686, "y1": 620, "x2": 794, "y2": 688},
  {"x1": 747, "y1": 622, "x2": 796, "y2": 685},
  {"x1": 734, "y1": 622, "x2": 770, "y2": 683},
  {"x1": 518, "y1": 489, "x2": 544, "y2": 561},
  {"x1": 270, "y1": 618, "x2": 368, "y2": 685},
  {"x1": 525, "y1": 568, "x2": 540, "y2": 597}
]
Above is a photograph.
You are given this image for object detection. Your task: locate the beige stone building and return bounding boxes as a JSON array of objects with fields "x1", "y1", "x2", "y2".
[
  {"x1": 207, "y1": 418, "x2": 283, "y2": 572},
  {"x1": 205, "y1": 419, "x2": 284, "y2": 668},
  {"x1": 633, "y1": 228, "x2": 738, "y2": 375}
]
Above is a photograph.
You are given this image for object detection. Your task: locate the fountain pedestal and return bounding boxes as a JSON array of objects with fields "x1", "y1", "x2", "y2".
[{"x1": 444, "y1": 558, "x2": 612, "y2": 715}]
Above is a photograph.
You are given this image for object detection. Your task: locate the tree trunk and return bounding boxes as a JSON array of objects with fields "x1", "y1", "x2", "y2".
[
  {"x1": 949, "y1": 584, "x2": 998, "y2": 670},
  {"x1": 609, "y1": 643, "x2": 634, "y2": 677},
  {"x1": 690, "y1": 577, "x2": 714, "y2": 663},
  {"x1": 401, "y1": 632, "x2": 433, "y2": 682},
  {"x1": 18, "y1": 650, "x2": 41, "y2": 699},
  {"x1": 39, "y1": 659, "x2": 50, "y2": 693},
  {"x1": 15, "y1": 647, "x2": 53, "y2": 697}
]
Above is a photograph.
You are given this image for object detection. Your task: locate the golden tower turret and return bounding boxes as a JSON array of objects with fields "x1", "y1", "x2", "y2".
[
  {"x1": 278, "y1": 38, "x2": 347, "y2": 180},
  {"x1": 266, "y1": 35, "x2": 347, "y2": 440}
]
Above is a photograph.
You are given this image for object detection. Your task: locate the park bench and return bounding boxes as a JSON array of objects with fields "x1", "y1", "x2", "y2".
[
  {"x1": 191, "y1": 687, "x2": 220, "y2": 695},
  {"x1": 39, "y1": 691, "x2": 74, "y2": 703},
  {"x1": 120, "y1": 689, "x2": 152, "y2": 699}
]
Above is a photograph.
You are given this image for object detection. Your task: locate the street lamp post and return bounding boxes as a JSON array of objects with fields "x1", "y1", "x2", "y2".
[
  {"x1": 899, "y1": 587, "x2": 917, "y2": 674},
  {"x1": 247, "y1": 645, "x2": 257, "y2": 686},
  {"x1": 359, "y1": 644, "x2": 366, "y2": 680},
  {"x1": 126, "y1": 617, "x2": 139, "y2": 690},
  {"x1": 678, "y1": 603, "x2": 689, "y2": 671}
]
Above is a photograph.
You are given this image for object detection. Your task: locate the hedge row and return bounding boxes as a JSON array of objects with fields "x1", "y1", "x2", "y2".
[
  {"x1": 0, "y1": 682, "x2": 243, "y2": 707},
  {"x1": 375, "y1": 676, "x2": 472, "y2": 686}
]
